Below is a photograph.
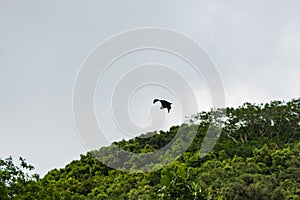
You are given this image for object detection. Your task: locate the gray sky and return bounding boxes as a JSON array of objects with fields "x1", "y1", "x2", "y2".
[{"x1": 1, "y1": 0, "x2": 300, "y2": 176}]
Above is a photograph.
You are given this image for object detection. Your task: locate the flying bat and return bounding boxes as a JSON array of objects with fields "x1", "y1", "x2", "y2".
[{"x1": 153, "y1": 99, "x2": 172, "y2": 113}]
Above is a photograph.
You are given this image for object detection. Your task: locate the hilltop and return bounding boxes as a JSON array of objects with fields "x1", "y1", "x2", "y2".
[{"x1": 1, "y1": 99, "x2": 300, "y2": 199}]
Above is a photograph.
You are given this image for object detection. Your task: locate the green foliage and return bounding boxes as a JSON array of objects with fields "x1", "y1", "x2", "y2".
[
  {"x1": 0, "y1": 157, "x2": 39, "y2": 199},
  {"x1": 1, "y1": 98, "x2": 300, "y2": 199}
]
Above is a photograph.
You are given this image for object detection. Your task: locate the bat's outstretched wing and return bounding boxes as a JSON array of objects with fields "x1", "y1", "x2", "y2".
[{"x1": 153, "y1": 99, "x2": 160, "y2": 104}]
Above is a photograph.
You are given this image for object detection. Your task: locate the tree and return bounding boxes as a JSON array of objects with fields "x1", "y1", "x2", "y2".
[{"x1": 0, "y1": 157, "x2": 39, "y2": 199}]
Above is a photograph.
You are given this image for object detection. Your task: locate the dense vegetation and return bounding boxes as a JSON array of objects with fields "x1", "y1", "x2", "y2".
[{"x1": 1, "y1": 98, "x2": 300, "y2": 199}]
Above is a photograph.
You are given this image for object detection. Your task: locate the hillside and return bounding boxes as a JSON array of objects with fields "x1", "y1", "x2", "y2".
[{"x1": 1, "y1": 99, "x2": 300, "y2": 199}]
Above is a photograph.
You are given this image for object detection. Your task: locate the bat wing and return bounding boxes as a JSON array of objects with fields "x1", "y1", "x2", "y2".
[{"x1": 153, "y1": 99, "x2": 160, "y2": 104}]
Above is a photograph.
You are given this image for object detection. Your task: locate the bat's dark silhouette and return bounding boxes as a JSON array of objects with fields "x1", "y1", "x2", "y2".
[{"x1": 153, "y1": 99, "x2": 172, "y2": 113}]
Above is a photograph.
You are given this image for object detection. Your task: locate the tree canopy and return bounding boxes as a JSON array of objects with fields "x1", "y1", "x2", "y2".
[{"x1": 1, "y1": 98, "x2": 299, "y2": 199}]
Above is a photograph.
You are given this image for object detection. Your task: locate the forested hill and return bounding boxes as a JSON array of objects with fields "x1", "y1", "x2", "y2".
[{"x1": 1, "y1": 99, "x2": 300, "y2": 199}]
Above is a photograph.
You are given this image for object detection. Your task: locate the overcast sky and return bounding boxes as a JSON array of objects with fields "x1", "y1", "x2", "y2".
[{"x1": 1, "y1": 0, "x2": 300, "y2": 176}]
